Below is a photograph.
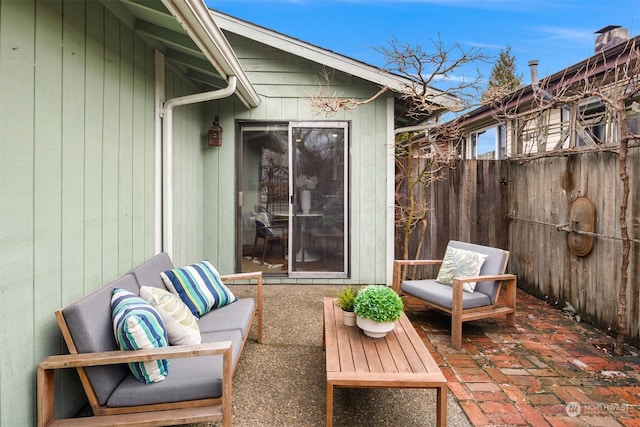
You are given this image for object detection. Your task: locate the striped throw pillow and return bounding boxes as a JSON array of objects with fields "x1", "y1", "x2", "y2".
[
  {"x1": 111, "y1": 288, "x2": 169, "y2": 383},
  {"x1": 161, "y1": 260, "x2": 237, "y2": 318},
  {"x1": 139, "y1": 286, "x2": 201, "y2": 345}
]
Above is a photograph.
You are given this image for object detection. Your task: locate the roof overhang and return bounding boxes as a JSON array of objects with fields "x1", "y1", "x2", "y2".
[
  {"x1": 102, "y1": 0, "x2": 260, "y2": 108},
  {"x1": 209, "y1": 9, "x2": 461, "y2": 115},
  {"x1": 457, "y1": 35, "x2": 640, "y2": 129}
]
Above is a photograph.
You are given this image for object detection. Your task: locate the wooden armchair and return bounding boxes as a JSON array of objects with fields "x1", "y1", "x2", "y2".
[{"x1": 392, "y1": 240, "x2": 516, "y2": 350}]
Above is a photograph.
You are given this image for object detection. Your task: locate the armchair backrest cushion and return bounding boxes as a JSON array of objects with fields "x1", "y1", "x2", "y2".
[
  {"x1": 61, "y1": 273, "x2": 140, "y2": 405},
  {"x1": 255, "y1": 218, "x2": 273, "y2": 237},
  {"x1": 447, "y1": 240, "x2": 509, "y2": 304},
  {"x1": 255, "y1": 211, "x2": 274, "y2": 237}
]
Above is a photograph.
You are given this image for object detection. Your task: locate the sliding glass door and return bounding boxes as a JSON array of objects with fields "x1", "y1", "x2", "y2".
[
  {"x1": 237, "y1": 121, "x2": 348, "y2": 278},
  {"x1": 288, "y1": 122, "x2": 348, "y2": 277}
]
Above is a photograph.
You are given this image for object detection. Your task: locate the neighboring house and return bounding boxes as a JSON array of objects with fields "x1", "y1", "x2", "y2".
[
  {"x1": 0, "y1": 1, "x2": 456, "y2": 424},
  {"x1": 451, "y1": 26, "x2": 640, "y2": 160}
]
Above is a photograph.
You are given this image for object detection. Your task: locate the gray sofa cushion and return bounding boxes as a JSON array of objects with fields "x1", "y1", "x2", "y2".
[
  {"x1": 62, "y1": 274, "x2": 140, "y2": 405},
  {"x1": 401, "y1": 279, "x2": 492, "y2": 310},
  {"x1": 197, "y1": 298, "x2": 255, "y2": 338},
  {"x1": 106, "y1": 329, "x2": 243, "y2": 407},
  {"x1": 448, "y1": 240, "x2": 508, "y2": 303},
  {"x1": 131, "y1": 252, "x2": 174, "y2": 289}
]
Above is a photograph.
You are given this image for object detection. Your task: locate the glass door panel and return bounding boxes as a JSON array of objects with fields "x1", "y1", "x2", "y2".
[
  {"x1": 237, "y1": 121, "x2": 348, "y2": 278},
  {"x1": 289, "y1": 123, "x2": 348, "y2": 277},
  {"x1": 237, "y1": 123, "x2": 289, "y2": 274}
]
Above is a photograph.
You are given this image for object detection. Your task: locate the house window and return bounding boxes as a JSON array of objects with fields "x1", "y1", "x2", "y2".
[
  {"x1": 576, "y1": 102, "x2": 607, "y2": 146},
  {"x1": 468, "y1": 125, "x2": 506, "y2": 159}
]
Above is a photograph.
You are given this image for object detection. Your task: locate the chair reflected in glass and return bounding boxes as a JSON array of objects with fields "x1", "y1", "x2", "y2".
[{"x1": 251, "y1": 211, "x2": 288, "y2": 264}]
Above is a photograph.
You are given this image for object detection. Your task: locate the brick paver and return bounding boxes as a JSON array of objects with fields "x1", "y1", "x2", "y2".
[{"x1": 406, "y1": 287, "x2": 640, "y2": 426}]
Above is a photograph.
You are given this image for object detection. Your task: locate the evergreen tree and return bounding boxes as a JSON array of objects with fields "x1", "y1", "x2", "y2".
[{"x1": 481, "y1": 46, "x2": 522, "y2": 104}]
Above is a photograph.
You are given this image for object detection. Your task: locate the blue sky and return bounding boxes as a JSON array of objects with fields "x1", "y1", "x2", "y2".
[{"x1": 206, "y1": 0, "x2": 639, "y2": 85}]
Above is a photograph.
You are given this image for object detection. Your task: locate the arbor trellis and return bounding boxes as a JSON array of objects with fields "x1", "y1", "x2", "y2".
[
  {"x1": 312, "y1": 31, "x2": 639, "y2": 351},
  {"x1": 492, "y1": 38, "x2": 640, "y2": 353},
  {"x1": 312, "y1": 36, "x2": 489, "y2": 263}
]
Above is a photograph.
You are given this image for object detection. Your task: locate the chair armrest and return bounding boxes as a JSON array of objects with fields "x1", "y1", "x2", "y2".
[
  {"x1": 220, "y1": 272, "x2": 263, "y2": 344},
  {"x1": 392, "y1": 259, "x2": 443, "y2": 293},
  {"x1": 452, "y1": 273, "x2": 516, "y2": 285},
  {"x1": 393, "y1": 259, "x2": 443, "y2": 267}
]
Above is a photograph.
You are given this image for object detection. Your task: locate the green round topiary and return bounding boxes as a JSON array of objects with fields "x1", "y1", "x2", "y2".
[{"x1": 353, "y1": 285, "x2": 404, "y2": 323}]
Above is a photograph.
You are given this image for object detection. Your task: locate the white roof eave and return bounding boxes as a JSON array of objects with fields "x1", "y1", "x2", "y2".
[
  {"x1": 209, "y1": 9, "x2": 460, "y2": 111},
  {"x1": 161, "y1": 0, "x2": 261, "y2": 108}
]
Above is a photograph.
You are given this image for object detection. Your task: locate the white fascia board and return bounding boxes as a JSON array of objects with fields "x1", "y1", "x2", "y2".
[
  {"x1": 210, "y1": 10, "x2": 459, "y2": 111},
  {"x1": 162, "y1": 0, "x2": 260, "y2": 108}
]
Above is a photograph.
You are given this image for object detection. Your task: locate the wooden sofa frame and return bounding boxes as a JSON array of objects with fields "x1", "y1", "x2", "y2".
[
  {"x1": 38, "y1": 271, "x2": 263, "y2": 427},
  {"x1": 392, "y1": 257, "x2": 516, "y2": 350}
]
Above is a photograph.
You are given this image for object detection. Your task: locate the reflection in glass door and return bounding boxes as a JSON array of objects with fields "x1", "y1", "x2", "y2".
[
  {"x1": 289, "y1": 122, "x2": 348, "y2": 278},
  {"x1": 237, "y1": 121, "x2": 348, "y2": 278}
]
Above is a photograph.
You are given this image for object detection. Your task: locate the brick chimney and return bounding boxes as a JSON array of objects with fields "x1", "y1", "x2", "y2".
[{"x1": 595, "y1": 26, "x2": 629, "y2": 53}]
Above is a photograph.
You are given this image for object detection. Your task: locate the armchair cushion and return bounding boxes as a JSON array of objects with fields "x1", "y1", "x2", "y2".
[
  {"x1": 402, "y1": 279, "x2": 492, "y2": 310},
  {"x1": 111, "y1": 288, "x2": 170, "y2": 384},
  {"x1": 436, "y1": 246, "x2": 487, "y2": 293},
  {"x1": 139, "y1": 286, "x2": 201, "y2": 345},
  {"x1": 161, "y1": 260, "x2": 237, "y2": 318}
]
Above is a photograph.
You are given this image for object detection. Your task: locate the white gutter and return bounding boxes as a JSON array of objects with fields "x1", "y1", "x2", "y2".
[
  {"x1": 161, "y1": 76, "x2": 237, "y2": 258},
  {"x1": 162, "y1": 0, "x2": 260, "y2": 108},
  {"x1": 154, "y1": 50, "x2": 166, "y2": 254},
  {"x1": 394, "y1": 120, "x2": 441, "y2": 136}
]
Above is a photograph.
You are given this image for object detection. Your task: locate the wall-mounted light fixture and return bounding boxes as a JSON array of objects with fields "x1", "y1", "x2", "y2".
[{"x1": 208, "y1": 116, "x2": 223, "y2": 147}]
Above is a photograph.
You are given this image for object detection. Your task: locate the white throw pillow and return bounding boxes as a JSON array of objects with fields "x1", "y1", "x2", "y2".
[
  {"x1": 436, "y1": 246, "x2": 488, "y2": 293},
  {"x1": 139, "y1": 286, "x2": 201, "y2": 345}
]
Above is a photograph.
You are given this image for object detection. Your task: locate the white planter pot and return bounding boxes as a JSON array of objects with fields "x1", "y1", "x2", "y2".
[
  {"x1": 342, "y1": 310, "x2": 356, "y2": 327},
  {"x1": 356, "y1": 316, "x2": 396, "y2": 338}
]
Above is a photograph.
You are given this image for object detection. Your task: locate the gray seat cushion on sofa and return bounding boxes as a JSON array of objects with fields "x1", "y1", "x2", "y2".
[
  {"x1": 401, "y1": 279, "x2": 492, "y2": 310},
  {"x1": 196, "y1": 298, "x2": 255, "y2": 337},
  {"x1": 130, "y1": 252, "x2": 174, "y2": 289},
  {"x1": 106, "y1": 329, "x2": 243, "y2": 407},
  {"x1": 62, "y1": 273, "x2": 140, "y2": 405}
]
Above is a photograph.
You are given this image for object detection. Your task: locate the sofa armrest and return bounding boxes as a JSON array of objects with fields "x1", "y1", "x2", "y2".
[
  {"x1": 37, "y1": 342, "x2": 233, "y2": 427},
  {"x1": 220, "y1": 272, "x2": 263, "y2": 344},
  {"x1": 39, "y1": 341, "x2": 233, "y2": 369},
  {"x1": 392, "y1": 259, "x2": 443, "y2": 293}
]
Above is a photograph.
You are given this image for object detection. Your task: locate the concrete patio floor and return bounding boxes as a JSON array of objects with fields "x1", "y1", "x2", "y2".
[{"x1": 215, "y1": 284, "x2": 640, "y2": 426}]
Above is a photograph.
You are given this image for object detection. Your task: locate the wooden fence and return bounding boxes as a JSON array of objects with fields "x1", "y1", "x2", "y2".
[{"x1": 397, "y1": 149, "x2": 640, "y2": 347}]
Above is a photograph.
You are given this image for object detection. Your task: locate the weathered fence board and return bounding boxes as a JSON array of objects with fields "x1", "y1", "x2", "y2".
[{"x1": 397, "y1": 150, "x2": 639, "y2": 347}]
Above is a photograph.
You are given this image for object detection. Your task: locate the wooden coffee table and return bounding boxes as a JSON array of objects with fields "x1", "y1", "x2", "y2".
[{"x1": 323, "y1": 297, "x2": 447, "y2": 427}]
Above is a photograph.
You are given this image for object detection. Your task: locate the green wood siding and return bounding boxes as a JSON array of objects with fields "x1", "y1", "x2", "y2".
[
  {"x1": 203, "y1": 33, "x2": 392, "y2": 284},
  {"x1": 165, "y1": 68, "x2": 207, "y2": 267},
  {"x1": 0, "y1": 1, "x2": 156, "y2": 424}
]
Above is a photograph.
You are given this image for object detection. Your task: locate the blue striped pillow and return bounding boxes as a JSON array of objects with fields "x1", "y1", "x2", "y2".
[
  {"x1": 111, "y1": 288, "x2": 169, "y2": 384},
  {"x1": 161, "y1": 260, "x2": 237, "y2": 318}
]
